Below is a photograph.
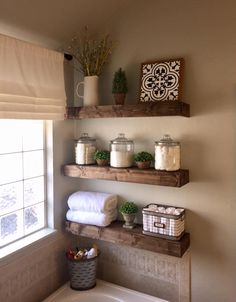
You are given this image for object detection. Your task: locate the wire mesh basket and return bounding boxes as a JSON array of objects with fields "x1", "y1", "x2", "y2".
[
  {"x1": 142, "y1": 203, "x2": 185, "y2": 240},
  {"x1": 67, "y1": 253, "x2": 99, "y2": 290}
]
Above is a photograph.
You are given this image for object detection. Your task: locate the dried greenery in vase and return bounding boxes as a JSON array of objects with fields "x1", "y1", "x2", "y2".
[{"x1": 66, "y1": 27, "x2": 114, "y2": 76}]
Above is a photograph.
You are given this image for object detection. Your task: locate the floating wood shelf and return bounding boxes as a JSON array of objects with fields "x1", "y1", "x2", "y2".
[
  {"x1": 65, "y1": 220, "x2": 190, "y2": 257},
  {"x1": 63, "y1": 164, "x2": 189, "y2": 187},
  {"x1": 65, "y1": 101, "x2": 190, "y2": 119}
]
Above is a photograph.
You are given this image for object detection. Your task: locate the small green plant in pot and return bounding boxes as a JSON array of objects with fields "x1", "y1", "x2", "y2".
[
  {"x1": 112, "y1": 68, "x2": 128, "y2": 105},
  {"x1": 94, "y1": 150, "x2": 110, "y2": 166},
  {"x1": 134, "y1": 151, "x2": 154, "y2": 169},
  {"x1": 119, "y1": 201, "x2": 138, "y2": 229}
]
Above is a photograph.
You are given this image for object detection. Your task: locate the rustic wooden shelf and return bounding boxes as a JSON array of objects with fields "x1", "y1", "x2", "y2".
[
  {"x1": 65, "y1": 101, "x2": 190, "y2": 119},
  {"x1": 63, "y1": 164, "x2": 189, "y2": 187},
  {"x1": 65, "y1": 220, "x2": 190, "y2": 257}
]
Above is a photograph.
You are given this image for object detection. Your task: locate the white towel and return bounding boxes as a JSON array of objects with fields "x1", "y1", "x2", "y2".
[
  {"x1": 66, "y1": 209, "x2": 117, "y2": 227},
  {"x1": 67, "y1": 191, "x2": 118, "y2": 213}
]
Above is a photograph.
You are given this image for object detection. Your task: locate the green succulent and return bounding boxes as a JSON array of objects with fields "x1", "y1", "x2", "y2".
[
  {"x1": 119, "y1": 201, "x2": 138, "y2": 214},
  {"x1": 134, "y1": 151, "x2": 153, "y2": 162},
  {"x1": 94, "y1": 150, "x2": 110, "y2": 160}
]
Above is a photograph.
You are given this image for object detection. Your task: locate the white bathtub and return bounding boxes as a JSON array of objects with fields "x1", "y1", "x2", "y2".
[{"x1": 43, "y1": 279, "x2": 169, "y2": 302}]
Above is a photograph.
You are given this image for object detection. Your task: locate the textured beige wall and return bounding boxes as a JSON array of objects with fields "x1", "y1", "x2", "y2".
[
  {"x1": 0, "y1": 233, "x2": 71, "y2": 302},
  {"x1": 74, "y1": 1, "x2": 236, "y2": 301}
]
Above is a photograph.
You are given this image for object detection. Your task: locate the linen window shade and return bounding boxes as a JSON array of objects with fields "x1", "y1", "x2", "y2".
[{"x1": 0, "y1": 34, "x2": 66, "y2": 120}]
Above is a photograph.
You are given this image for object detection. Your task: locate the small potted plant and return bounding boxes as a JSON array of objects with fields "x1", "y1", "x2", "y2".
[
  {"x1": 94, "y1": 150, "x2": 110, "y2": 166},
  {"x1": 119, "y1": 201, "x2": 138, "y2": 229},
  {"x1": 112, "y1": 68, "x2": 128, "y2": 105},
  {"x1": 134, "y1": 151, "x2": 154, "y2": 169}
]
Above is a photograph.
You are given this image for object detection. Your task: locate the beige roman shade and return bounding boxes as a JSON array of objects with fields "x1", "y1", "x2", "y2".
[{"x1": 0, "y1": 34, "x2": 66, "y2": 120}]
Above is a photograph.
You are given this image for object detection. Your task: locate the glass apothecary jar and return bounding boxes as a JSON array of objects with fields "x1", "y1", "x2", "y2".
[
  {"x1": 75, "y1": 133, "x2": 96, "y2": 165},
  {"x1": 110, "y1": 133, "x2": 134, "y2": 168},
  {"x1": 155, "y1": 134, "x2": 180, "y2": 171}
]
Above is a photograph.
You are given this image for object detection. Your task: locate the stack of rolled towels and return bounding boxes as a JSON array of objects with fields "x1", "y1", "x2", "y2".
[{"x1": 66, "y1": 191, "x2": 118, "y2": 227}]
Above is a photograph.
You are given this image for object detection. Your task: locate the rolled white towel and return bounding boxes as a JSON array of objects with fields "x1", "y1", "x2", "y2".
[
  {"x1": 66, "y1": 209, "x2": 117, "y2": 227},
  {"x1": 67, "y1": 191, "x2": 118, "y2": 213}
]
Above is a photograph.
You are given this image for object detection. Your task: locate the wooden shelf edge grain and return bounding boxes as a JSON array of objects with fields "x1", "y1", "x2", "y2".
[
  {"x1": 63, "y1": 164, "x2": 189, "y2": 187},
  {"x1": 65, "y1": 101, "x2": 190, "y2": 119},
  {"x1": 65, "y1": 220, "x2": 190, "y2": 258}
]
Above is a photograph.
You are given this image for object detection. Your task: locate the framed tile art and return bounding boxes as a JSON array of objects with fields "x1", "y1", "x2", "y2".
[{"x1": 139, "y1": 58, "x2": 184, "y2": 102}]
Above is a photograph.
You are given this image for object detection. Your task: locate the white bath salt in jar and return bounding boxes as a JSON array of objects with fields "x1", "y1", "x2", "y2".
[
  {"x1": 110, "y1": 133, "x2": 134, "y2": 168},
  {"x1": 155, "y1": 134, "x2": 180, "y2": 171},
  {"x1": 75, "y1": 133, "x2": 96, "y2": 165}
]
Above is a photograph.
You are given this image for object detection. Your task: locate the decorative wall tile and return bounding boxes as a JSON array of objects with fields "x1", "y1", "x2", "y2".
[
  {"x1": 140, "y1": 59, "x2": 183, "y2": 102},
  {"x1": 96, "y1": 241, "x2": 179, "y2": 284}
]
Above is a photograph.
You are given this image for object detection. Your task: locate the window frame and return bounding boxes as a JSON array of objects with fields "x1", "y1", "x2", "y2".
[{"x1": 0, "y1": 120, "x2": 55, "y2": 259}]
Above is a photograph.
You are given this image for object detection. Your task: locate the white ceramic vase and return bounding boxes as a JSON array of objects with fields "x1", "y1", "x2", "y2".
[{"x1": 76, "y1": 75, "x2": 99, "y2": 106}]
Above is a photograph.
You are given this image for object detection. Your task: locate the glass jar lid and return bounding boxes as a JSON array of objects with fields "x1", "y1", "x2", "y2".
[
  {"x1": 76, "y1": 133, "x2": 96, "y2": 143},
  {"x1": 155, "y1": 134, "x2": 180, "y2": 146},
  {"x1": 111, "y1": 133, "x2": 133, "y2": 145}
]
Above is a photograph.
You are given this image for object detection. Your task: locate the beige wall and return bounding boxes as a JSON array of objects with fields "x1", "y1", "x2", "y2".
[{"x1": 74, "y1": 1, "x2": 236, "y2": 301}]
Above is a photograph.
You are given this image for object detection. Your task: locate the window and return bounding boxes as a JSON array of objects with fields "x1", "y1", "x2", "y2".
[{"x1": 0, "y1": 120, "x2": 46, "y2": 248}]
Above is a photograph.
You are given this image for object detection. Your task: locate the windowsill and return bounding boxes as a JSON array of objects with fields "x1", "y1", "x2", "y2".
[{"x1": 0, "y1": 228, "x2": 57, "y2": 260}]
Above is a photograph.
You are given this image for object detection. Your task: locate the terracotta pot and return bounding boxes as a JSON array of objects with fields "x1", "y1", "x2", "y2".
[
  {"x1": 113, "y1": 93, "x2": 126, "y2": 105},
  {"x1": 135, "y1": 161, "x2": 151, "y2": 169},
  {"x1": 96, "y1": 159, "x2": 109, "y2": 166},
  {"x1": 121, "y1": 213, "x2": 136, "y2": 229}
]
